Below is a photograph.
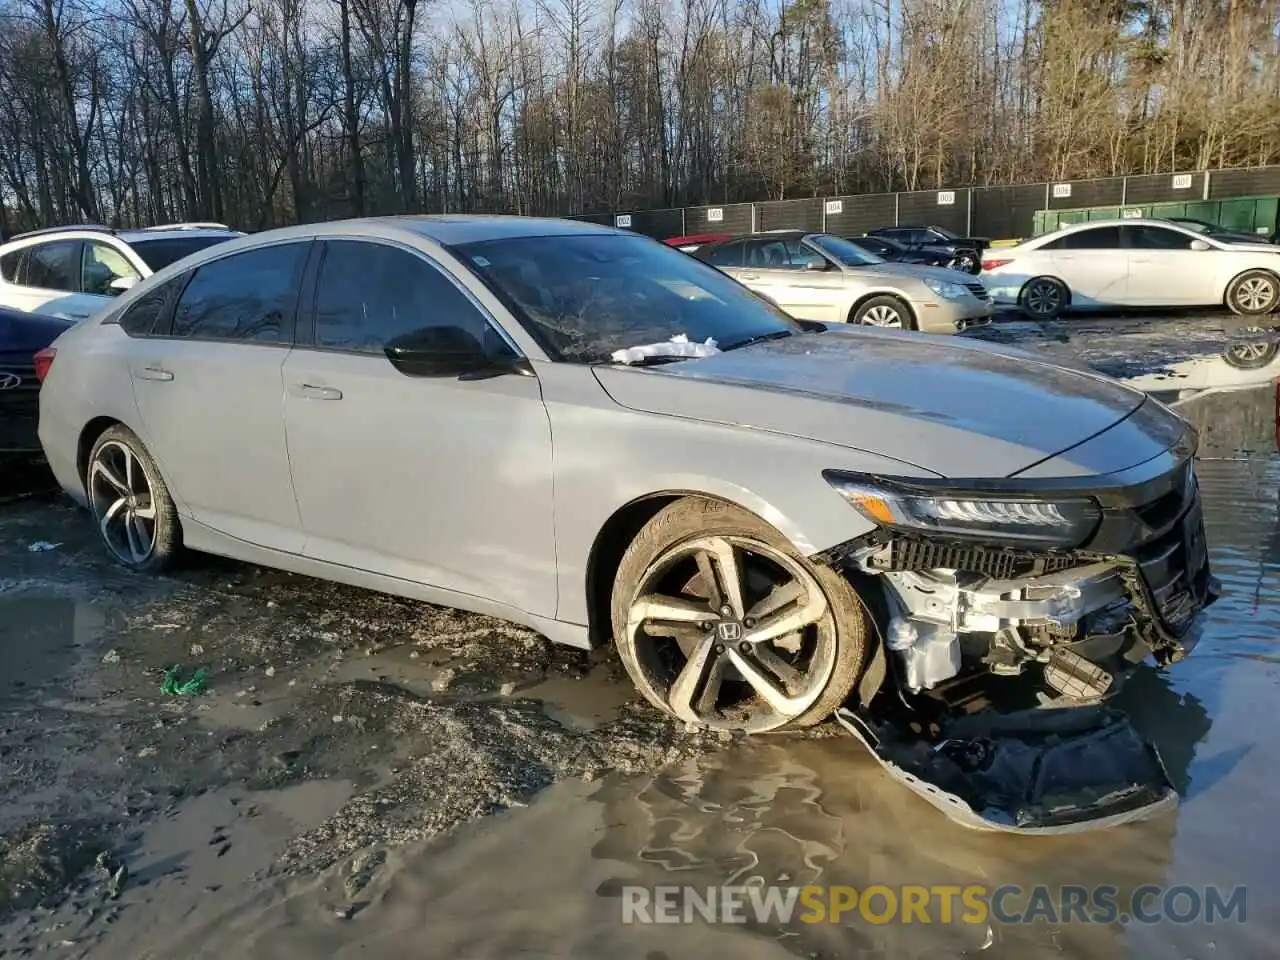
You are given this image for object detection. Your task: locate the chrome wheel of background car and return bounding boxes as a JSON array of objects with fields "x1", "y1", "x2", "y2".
[
  {"x1": 88, "y1": 439, "x2": 158, "y2": 564},
  {"x1": 624, "y1": 535, "x2": 839, "y2": 733},
  {"x1": 1231, "y1": 275, "x2": 1278, "y2": 314},
  {"x1": 949, "y1": 253, "x2": 977, "y2": 274},
  {"x1": 1021, "y1": 278, "x2": 1064, "y2": 318},
  {"x1": 859, "y1": 304, "x2": 903, "y2": 327}
]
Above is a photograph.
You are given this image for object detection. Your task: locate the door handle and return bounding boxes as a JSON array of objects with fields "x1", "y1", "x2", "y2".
[
  {"x1": 294, "y1": 383, "x2": 343, "y2": 400},
  {"x1": 136, "y1": 366, "x2": 174, "y2": 382},
  {"x1": 741, "y1": 273, "x2": 760, "y2": 280}
]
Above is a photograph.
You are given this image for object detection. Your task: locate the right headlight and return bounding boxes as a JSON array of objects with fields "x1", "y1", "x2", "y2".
[
  {"x1": 923, "y1": 277, "x2": 968, "y2": 300},
  {"x1": 823, "y1": 471, "x2": 1102, "y2": 548}
]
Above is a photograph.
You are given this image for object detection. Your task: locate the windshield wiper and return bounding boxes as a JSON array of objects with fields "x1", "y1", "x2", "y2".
[
  {"x1": 723, "y1": 329, "x2": 794, "y2": 351},
  {"x1": 610, "y1": 354, "x2": 690, "y2": 367}
]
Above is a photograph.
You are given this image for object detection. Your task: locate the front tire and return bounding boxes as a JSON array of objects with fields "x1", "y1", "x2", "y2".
[
  {"x1": 852, "y1": 295, "x2": 915, "y2": 330},
  {"x1": 86, "y1": 425, "x2": 182, "y2": 572},
  {"x1": 610, "y1": 498, "x2": 870, "y2": 733},
  {"x1": 1226, "y1": 270, "x2": 1279, "y2": 316}
]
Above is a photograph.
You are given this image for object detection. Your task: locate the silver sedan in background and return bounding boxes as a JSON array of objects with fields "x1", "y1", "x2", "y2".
[{"x1": 694, "y1": 230, "x2": 994, "y2": 332}]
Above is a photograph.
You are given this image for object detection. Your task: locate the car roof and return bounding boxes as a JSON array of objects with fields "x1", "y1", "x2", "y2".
[
  {"x1": 376, "y1": 215, "x2": 620, "y2": 245},
  {"x1": 0, "y1": 223, "x2": 244, "y2": 250},
  {"x1": 704, "y1": 230, "x2": 811, "y2": 242},
  {"x1": 120, "y1": 227, "x2": 243, "y2": 242},
  {"x1": 1047, "y1": 217, "x2": 1190, "y2": 232},
  {"x1": 4, "y1": 215, "x2": 616, "y2": 253}
]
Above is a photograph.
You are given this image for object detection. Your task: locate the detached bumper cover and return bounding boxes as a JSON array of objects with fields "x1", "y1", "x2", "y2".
[{"x1": 837, "y1": 705, "x2": 1178, "y2": 833}]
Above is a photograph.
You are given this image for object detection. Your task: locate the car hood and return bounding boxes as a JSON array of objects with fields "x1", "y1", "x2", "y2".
[
  {"x1": 846, "y1": 261, "x2": 971, "y2": 285},
  {"x1": 594, "y1": 328, "x2": 1156, "y2": 477}
]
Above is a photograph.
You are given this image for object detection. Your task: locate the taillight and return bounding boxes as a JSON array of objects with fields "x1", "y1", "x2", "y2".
[
  {"x1": 981, "y1": 258, "x2": 1014, "y2": 272},
  {"x1": 33, "y1": 346, "x2": 55, "y2": 383}
]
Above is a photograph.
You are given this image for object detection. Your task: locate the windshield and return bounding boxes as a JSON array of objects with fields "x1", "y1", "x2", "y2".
[
  {"x1": 130, "y1": 235, "x2": 239, "y2": 271},
  {"x1": 808, "y1": 234, "x2": 885, "y2": 267},
  {"x1": 452, "y1": 233, "x2": 800, "y2": 363}
]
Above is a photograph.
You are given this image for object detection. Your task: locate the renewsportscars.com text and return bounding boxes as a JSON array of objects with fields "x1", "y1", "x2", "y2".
[{"x1": 620, "y1": 884, "x2": 1247, "y2": 926}]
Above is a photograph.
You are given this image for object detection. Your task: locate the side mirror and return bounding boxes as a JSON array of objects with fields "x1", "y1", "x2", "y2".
[
  {"x1": 384, "y1": 325, "x2": 531, "y2": 379},
  {"x1": 1190, "y1": 239, "x2": 1212, "y2": 251},
  {"x1": 108, "y1": 275, "x2": 139, "y2": 294},
  {"x1": 804, "y1": 258, "x2": 829, "y2": 271}
]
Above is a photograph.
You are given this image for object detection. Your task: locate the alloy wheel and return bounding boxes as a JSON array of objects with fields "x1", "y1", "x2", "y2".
[
  {"x1": 1024, "y1": 280, "x2": 1061, "y2": 316},
  {"x1": 624, "y1": 535, "x2": 838, "y2": 732},
  {"x1": 1235, "y1": 277, "x2": 1277, "y2": 313},
  {"x1": 88, "y1": 439, "x2": 158, "y2": 564},
  {"x1": 860, "y1": 304, "x2": 903, "y2": 327}
]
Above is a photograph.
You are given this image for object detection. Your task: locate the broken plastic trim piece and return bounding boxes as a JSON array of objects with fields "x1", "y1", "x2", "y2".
[{"x1": 835, "y1": 705, "x2": 1178, "y2": 834}]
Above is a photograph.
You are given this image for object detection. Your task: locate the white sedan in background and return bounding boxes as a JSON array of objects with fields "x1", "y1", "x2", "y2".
[{"x1": 981, "y1": 218, "x2": 1280, "y2": 319}]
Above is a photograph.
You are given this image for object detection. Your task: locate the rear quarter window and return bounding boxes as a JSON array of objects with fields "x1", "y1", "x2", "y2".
[
  {"x1": 0, "y1": 248, "x2": 25, "y2": 283},
  {"x1": 115, "y1": 276, "x2": 185, "y2": 337}
]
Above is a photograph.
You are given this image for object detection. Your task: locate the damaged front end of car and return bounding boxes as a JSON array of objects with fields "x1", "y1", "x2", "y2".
[{"x1": 817, "y1": 448, "x2": 1220, "y2": 833}]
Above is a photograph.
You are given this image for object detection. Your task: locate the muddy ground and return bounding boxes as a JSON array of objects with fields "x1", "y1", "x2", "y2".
[{"x1": 2, "y1": 312, "x2": 1279, "y2": 959}]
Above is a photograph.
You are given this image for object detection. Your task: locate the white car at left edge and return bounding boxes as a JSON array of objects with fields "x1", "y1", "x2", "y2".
[
  {"x1": 981, "y1": 218, "x2": 1280, "y2": 319},
  {"x1": 0, "y1": 223, "x2": 244, "y2": 321}
]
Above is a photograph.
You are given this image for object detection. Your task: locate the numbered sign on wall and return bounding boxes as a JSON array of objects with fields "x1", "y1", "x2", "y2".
[
  {"x1": 1052, "y1": 183, "x2": 1072, "y2": 199},
  {"x1": 936, "y1": 191, "x2": 955, "y2": 206},
  {"x1": 614, "y1": 214, "x2": 632, "y2": 229},
  {"x1": 824, "y1": 200, "x2": 843, "y2": 215},
  {"x1": 707, "y1": 208, "x2": 724, "y2": 222},
  {"x1": 1172, "y1": 174, "x2": 1193, "y2": 190},
  {"x1": 1122, "y1": 208, "x2": 1143, "y2": 218}
]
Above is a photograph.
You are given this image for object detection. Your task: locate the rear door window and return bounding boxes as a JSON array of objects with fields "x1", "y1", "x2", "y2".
[
  {"x1": 703, "y1": 240, "x2": 745, "y2": 268},
  {"x1": 743, "y1": 238, "x2": 793, "y2": 269},
  {"x1": 170, "y1": 242, "x2": 308, "y2": 343},
  {"x1": 1045, "y1": 227, "x2": 1122, "y2": 251},
  {"x1": 25, "y1": 240, "x2": 82, "y2": 291}
]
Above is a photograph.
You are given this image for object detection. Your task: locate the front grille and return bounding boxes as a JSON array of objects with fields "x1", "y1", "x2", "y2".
[
  {"x1": 1133, "y1": 461, "x2": 1192, "y2": 538},
  {"x1": 0, "y1": 360, "x2": 40, "y2": 453},
  {"x1": 873, "y1": 537, "x2": 1077, "y2": 580},
  {"x1": 1133, "y1": 485, "x2": 1211, "y2": 634},
  {"x1": 964, "y1": 281, "x2": 991, "y2": 302}
]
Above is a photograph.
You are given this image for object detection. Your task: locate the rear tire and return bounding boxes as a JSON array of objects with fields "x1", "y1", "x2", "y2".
[
  {"x1": 852, "y1": 295, "x2": 915, "y2": 330},
  {"x1": 610, "y1": 498, "x2": 870, "y2": 733},
  {"x1": 86, "y1": 425, "x2": 181, "y2": 572},
  {"x1": 1226, "y1": 270, "x2": 1279, "y2": 316},
  {"x1": 1019, "y1": 277, "x2": 1067, "y2": 319}
]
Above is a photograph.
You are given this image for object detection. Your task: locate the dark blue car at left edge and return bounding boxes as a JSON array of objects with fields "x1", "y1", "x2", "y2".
[{"x1": 0, "y1": 306, "x2": 70, "y2": 457}]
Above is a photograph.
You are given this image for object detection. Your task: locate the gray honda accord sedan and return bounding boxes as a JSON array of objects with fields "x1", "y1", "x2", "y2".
[{"x1": 37, "y1": 216, "x2": 1217, "y2": 829}]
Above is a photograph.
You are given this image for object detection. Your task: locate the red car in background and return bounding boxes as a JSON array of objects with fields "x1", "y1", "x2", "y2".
[{"x1": 663, "y1": 233, "x2": 732, "y2": 253}]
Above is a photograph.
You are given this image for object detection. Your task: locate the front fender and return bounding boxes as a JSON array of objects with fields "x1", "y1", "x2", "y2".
[{"x1": 546, "y1": 393, "x2": 933, "y2": 626}]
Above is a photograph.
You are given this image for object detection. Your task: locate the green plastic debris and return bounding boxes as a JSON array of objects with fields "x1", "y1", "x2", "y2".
[{"x1": 161, "y1": 665, "x2": 209, "y2": 696}]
